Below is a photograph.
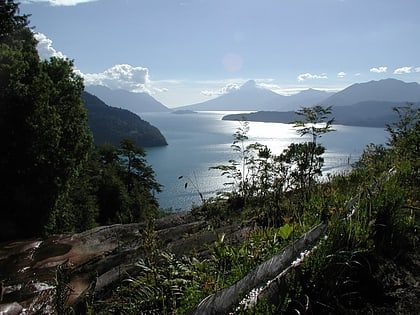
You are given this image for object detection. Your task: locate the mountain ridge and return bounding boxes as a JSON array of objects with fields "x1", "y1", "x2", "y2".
[
  {"x1": 83, "y1": 91, "x2": 168, "y2": 147},
  {"x1": 86, "y1": 85, "x2": 170, "y2": 113},
  {"x1": 177, "y1": 80, "x2": 333, "y2": 111},
  {"x1": 322, "y1": 78, "x2": 420, "y2": 107},
  {"x1": 220, "y1": 78, "x2": 420, "y2": 127},
  {"x1": 85, "y1": 79, "x2": 420, "y2": 115}
]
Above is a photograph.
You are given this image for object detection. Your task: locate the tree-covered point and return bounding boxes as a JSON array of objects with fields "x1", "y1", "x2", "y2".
[{"x1": 83, "y1": 91, "x2": 168, "y2": 148}]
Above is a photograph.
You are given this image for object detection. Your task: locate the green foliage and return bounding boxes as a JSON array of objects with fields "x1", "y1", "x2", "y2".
[
  {"x1": 386, "y1": 103, "x2": 420, "y2": 190},
  {"x1": 94, "y1": 219, "x2": 199, "y2": 314},
  {"x1": 0, "y1": 1, "x2": 93, "y2": 239},
  {"x1": 279, "y1": 142, "x2": 325, "y2": 193},
  {"x1": 278, "y1": 223, "x2": 293, "y2": 240},
  {"x1": 209, "y1": 106, "x2": 335, "y2": 222},
  {"x1": 273, "y1": 106, "x2": 419, "y2": 313},
  {"x1": 0, "y1": 2, "x2": 163, "y2": 237},
  {"x1": 290, "y1": 105, "x2": 335, "y2": 200},
  {"x1": 41, "y1": 137, "x2": 162, "y2": 234},
  {"x1": 88, "y1": 103, "x2": 417, "y2": 314},
  {"x1": 210, "y1": 119, "x2": 251, "y2": 199},
  {"x1": 294, "y1": 105, "x2": 335, "y2": 144}
]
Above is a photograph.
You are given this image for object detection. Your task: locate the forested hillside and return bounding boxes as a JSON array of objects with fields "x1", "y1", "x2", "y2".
[
  {"x1": 83, "y1": 91, "x2": 167, "y2": 147},
  {"x1": 0, "y1": 1, "x2": 163, "y2": 240}
]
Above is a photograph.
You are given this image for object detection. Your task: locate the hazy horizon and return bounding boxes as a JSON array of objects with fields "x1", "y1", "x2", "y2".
[{"x1": 21, "y1": 0, "x2": 420, "y2": 107}]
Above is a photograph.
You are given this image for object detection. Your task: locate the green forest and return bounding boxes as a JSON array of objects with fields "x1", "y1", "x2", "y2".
[
  {"x1": 1, "y1": 1, "x2": 419, "y2": 314},
  {"x1": 0, "y1": 1, "x2": 162, "y2": 240}
]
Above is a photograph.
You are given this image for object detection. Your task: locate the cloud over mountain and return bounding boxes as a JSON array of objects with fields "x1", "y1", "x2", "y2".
[
  {"x1": 201, "y1": 82, "x2": 241, "y2": 96},
  {"x1": 83, "y1": 64, "x2": 153, "y2": 93},
  {"x1": 370, "y1": 66, "x2": 387, "y2": 73},
  {"x1": 394, "y1": 67, "x2": 412, "y2": 74},
  {"x1": 297, "y1": 73, "x2": 328, "y2": 81}
]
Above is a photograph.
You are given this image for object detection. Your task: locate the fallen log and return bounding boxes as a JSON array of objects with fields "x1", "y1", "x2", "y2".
[{"x1": 190, "y1": 222, "x2": 327, "y2": 315}]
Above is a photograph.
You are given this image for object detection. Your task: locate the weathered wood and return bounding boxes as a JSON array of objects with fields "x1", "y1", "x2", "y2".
[
  {"x1": 0, "y1": 211, "x2": 252, "y2": 313},
  {"x1": 240, "y1": 168, "x2": 399, "y2": 312},
  {"x1": 190, "y1": 222, "x2": 327, "y2": 315}
]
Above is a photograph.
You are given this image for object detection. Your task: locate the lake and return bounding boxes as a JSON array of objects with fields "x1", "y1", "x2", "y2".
[{"x1": 141, "y1": 111, "x2": 388, "y2": 211}]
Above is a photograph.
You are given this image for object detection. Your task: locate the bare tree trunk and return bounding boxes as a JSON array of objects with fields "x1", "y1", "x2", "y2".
[{"x1": 190, "y1": 223, "x2": 327, "y2": 315}]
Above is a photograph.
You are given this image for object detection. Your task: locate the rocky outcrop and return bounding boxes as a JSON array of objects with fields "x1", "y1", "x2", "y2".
[{"x1": 0, "y1": 212, "x2": 251, "y2": 314}]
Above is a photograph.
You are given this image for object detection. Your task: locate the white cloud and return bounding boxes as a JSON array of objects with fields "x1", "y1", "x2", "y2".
[
  {"x1": 393, "y1": 66, "x2": 412, "y2": 74},
  {"x1": 83, "y1": 64, "x2": 153, "y2": 93},
  {"x1": 337, "y1": 71, "x2": 347, "y2": 78},
  {"x1": 369, "y1": 66, "x2": 387, "y2": 73},
  {"x1": 24, "y1": 0, "x2": 98, "y2": 6},
  {"x1": 34, "y1": 32, "x2": 67, "y2": 60},
  {"x1": 415, "y1": 67, "x2": 420, "y2": 73},
  {"x1": 201, "y1": 82, "x2": 241, "y2": 96},
  {"x1": 297, "y1": 73, "x2": 328, "y2": 81}
]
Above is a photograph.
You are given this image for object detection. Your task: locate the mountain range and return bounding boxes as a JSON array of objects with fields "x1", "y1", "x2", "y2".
[
  {"x1": 84, "y1": 78, "x2": 420, "y2": 130},
  {"x1": 219, "y1": 78, "x2": 420, "y2": 127},
  {"x1": 82, "y1": 91, "x2": 167, "y2": 147},
  {"x1": 180, "y1": 78, "x2": 420, "y2": 112},
  {"x1": 322, "y1": 79, "x2": 420, "y2": 107},
  {"x1": 177, "y1": 80, "x2": 333, "y2": 111}
]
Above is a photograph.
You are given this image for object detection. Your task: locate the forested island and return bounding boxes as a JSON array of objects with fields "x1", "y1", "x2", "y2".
[{"x1": 0, "y1": 2, "x2": 419, "y2": 314}]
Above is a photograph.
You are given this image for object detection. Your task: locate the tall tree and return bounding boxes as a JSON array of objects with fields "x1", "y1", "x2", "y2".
[
  {"x1": 284, "y1": 105, "x2": 335, "y2": 199},
  {"x1": 94, "y1": 141, "x2": 161, "y2": 225},
  {"x1": 0, "y1": 1, "x2": 92, "y2": 239}
]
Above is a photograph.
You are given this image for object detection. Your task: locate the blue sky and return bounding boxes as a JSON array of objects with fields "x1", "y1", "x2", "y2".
[{"x1": 21, "y1": 0, "x2": 420, "y2": 107}]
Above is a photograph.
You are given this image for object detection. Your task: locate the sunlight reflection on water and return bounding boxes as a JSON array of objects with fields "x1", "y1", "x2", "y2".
[{"x1": 142, "y1": 111, "x2": 387, "y2": 211}]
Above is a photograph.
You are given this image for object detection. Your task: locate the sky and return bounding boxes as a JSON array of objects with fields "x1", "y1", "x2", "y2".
[{"x1": 20, "y1": 0, "x2": 420, "y2": 108}]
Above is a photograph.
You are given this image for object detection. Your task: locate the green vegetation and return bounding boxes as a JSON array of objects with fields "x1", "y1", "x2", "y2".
[
  {"x1": 0, "y1": 1, "x2": 161, "y2": 239},
  {"x1": 46, "y1": 138, "x2": 162, "y2": 234},
  {"x1": 1, "y1": 1, "x2": 92, "y2": 238},
  {"x1": 91, "y1": 103, "x2": 418, "y2": 314}
]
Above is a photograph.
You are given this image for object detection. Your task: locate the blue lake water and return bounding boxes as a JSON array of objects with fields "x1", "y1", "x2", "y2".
[{"x1": 141, "y1": 111, "x2": 388, "y2": 211}]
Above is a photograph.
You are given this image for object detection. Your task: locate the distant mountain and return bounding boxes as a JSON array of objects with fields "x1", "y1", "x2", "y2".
[
  {"x1": 178, "y1": 80, "x2": 332, "y2": 111},
  {"x1": 284, "y1": 88, "x2": 333, "y2": 109},
  {"x1": 332, "y1": 101, "x2": 400, "y2": 127},
  {"x1": 85, "y1": 85, "x2": 170, "y2": 113},
  {"x1": 83, "y1": 91, "x2": 168, "y2": 147},
  {"x1": 222, "y1": 79, "x2": 420, "y2": 127},
  {"x1": 322, "y1": 78, "x2": 420, "y2": 107}
]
